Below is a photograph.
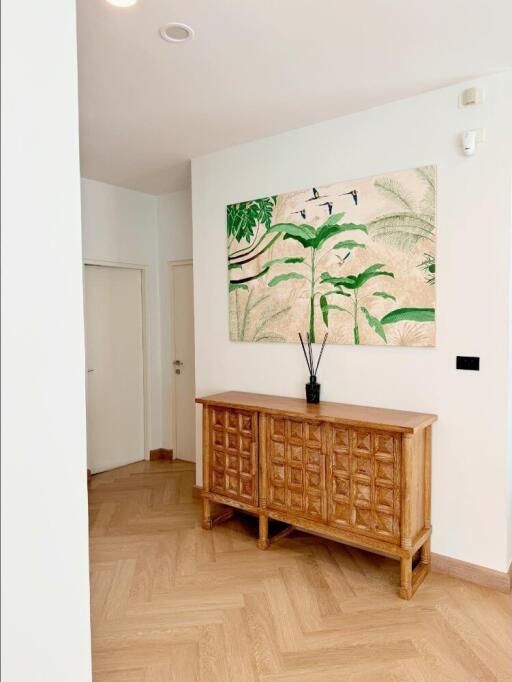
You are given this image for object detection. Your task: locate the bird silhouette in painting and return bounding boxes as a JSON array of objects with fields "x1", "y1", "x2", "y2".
[
  {"x1": 292, "y1": 209, "x2": 306, "y2": 219},
  {"x1": 336, "y1": 252, "x2": 351, "y2": 266},
  {"x1": 306, "y1": 187, "x2": 326, "y2": 202},
  {"x1": 319, "y1": 201, "x2": 334, "y2": 215},
  {"x1": 340, "y1": 189, "x2": 358, "y2": 205}
]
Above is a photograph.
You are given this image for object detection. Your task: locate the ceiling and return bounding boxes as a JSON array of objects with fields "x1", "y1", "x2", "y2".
[{"x1": 77, "y1": 1, "x2": 512, "y2": 195}]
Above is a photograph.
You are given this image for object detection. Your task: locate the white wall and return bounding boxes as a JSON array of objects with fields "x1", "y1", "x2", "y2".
[
  {"x1": 1, "y1": 0, "x2": 92, "y2": 678},
  {"x1": 192, "y1": 72, "x2": 512, "y2": 573},
  {"x1": 80, "y1": 178, "x2": 161, "y2": 452},
  {"x1": 157, "y1": 190, "x2": 193, "y2": 449}
]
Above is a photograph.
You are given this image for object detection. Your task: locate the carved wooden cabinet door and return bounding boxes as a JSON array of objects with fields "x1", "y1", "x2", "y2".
[
  {"x1": 327, "y1": 425, "x2": 401, "y2": 544},
  {"x1": 266, "y1": 415, "x2": 326, "y2": 522},
  {"x1": 209, "y1": 407, "x2": 258, "y2": 505}
]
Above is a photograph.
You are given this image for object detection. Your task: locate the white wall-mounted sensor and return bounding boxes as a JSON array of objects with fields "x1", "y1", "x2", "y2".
[
  {"x1": 461, "y1": 128, "x2": 486, "y2": 156},
  {"x1": 460, "y1": 87, "x2": 483, "y2": 107},
  {"x1": 462, "y1": 130, "x2": 477, "y2": 156}
]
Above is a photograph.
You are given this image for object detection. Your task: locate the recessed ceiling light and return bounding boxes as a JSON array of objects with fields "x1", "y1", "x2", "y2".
[
  {"x1": 107, "y1": 0, "x2": 137, "y2": 6},
  {"x1": 159, "y1": 22, "x2": 194, "y2": 44}
]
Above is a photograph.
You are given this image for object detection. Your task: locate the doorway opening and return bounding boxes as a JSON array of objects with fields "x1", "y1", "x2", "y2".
[
  {"x1": 84, "y1": 262, "x2": 149, "y2": 473},
  {"x1": 169, "y1": 260, "x2": 196, "y2": 462}
]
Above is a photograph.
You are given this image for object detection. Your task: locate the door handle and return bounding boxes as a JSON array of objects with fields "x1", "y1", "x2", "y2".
[
  {"x1": 173, "y1": 360, "x2": 183, "y2": 366},
  {"x1": 87, "y1": 369, "x2": 95, "y2": 373}
]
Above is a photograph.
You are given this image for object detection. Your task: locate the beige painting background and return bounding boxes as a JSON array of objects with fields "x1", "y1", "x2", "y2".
[{"x1": 228, "y1": 166, "x2": 436, "y2": 346}]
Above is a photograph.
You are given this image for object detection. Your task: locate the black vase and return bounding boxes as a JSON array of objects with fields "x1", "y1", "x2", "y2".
[{"x1": 305, "y1": 375, "x2": 321, "y2": 403}]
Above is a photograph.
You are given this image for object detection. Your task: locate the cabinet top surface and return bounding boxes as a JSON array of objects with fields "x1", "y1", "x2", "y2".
[{"x1": 196, "y1": 391, "x2": 437, "y2": 433}]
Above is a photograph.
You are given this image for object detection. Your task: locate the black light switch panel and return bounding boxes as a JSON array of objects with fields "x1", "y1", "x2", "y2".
[{"x1": 456, "y1": 356, "x2": 480, "y2": 371}]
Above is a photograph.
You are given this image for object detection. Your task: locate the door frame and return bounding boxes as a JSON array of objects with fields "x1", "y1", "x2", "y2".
[
  {"x1": 83, "y1": 259, "x2": 150, "y2": 461},
  {"x1": 168, "y1": 259, "x2": 194, "y2": 460}
]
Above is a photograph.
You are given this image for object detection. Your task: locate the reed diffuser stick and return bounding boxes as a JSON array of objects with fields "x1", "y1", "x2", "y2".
[
  {"x1": 298, "y1": 333, "x2": 312, "y2": 374},
  {"x1": 307, "y1": 333, "x2": 314, "y2": 377},
  {"x1": 314, "y1": 333, "x2": 328, "y2": 375}
]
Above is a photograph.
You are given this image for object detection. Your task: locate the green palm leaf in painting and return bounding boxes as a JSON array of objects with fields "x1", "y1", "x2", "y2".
[
  {"x1": 268, "y1": 272, "x2": 305, "y2": 287},
  {"x1": 320, "y1": 264, "x2": 395, "y2": 344},
  {"x1": 368, "y1": 213, "x2": 435, "y2": 251},
  {"x1": 361, "y1": 307, "x2": 387, "y2": 342},
  {"x1": 265, "y1": 213, "x2": 368, "y2": 341},
  {"x1": 227, "y1": 196, "x2": 277, "y2": 243},
  {"x1": 374, "y1": 177, "x2": 414, "y2": 211},
  {"x1": 333, "y1": 240, "x2": 366, "y2": 250},
  {"x1": 368, "y1": 166, "x2": 436, "y2": 285},
  {"x1": 381, "y1": 308, "x2": 435, "y2": 325},
  {"x1": 373, "y1": 291, "x2": 396, "y2": 301},
  {"x1": 319, "y1": 292, "x2": 351, "y2": 326}
]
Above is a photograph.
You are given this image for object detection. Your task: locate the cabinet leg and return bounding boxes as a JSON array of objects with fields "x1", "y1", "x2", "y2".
[
  {"x1": 399, "y1": 556, "x2": 413, "y2": 600},
  {"x1": 400, "y1": 539, "x2": 431, "y2": 599},
  {"x1": 420, "y1": 538, "x2": 431, "y2": 565},
  {"x1": 202, "y1": 497, "x2": 212, "y2": 530},
  {"x1": 257, "y1": 514, "x2": 270, "y2": 550}
]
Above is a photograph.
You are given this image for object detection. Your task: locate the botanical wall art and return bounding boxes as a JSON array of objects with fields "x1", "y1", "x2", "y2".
[{"x1": 227, "y1": 165, "x2": 436, "y2": 346}]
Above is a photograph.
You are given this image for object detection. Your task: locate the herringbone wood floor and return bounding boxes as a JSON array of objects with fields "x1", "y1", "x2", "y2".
[{"x1": 89, "y1": 460, "x2": 512, "y2": 681}]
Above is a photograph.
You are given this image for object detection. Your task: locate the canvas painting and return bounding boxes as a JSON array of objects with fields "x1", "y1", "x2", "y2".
[{"x1": 227, "y1": 166, "x2": 436, "y2": 346}]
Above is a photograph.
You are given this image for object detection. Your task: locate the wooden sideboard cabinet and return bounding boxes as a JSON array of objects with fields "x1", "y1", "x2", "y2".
[{"x1": 196, "y1": 391, "x2": 437, "y2": 599}]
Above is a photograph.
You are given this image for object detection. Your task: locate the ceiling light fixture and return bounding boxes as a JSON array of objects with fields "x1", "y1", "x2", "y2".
[
  {"x1": 106, "y1": 0, "x2": 137, "y2": 6},
  {"x1": 159, "y1": 22, "x2": 194, "y2": 44}
]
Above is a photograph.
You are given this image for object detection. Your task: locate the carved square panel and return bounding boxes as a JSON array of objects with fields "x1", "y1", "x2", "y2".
[
  {"x1": 212, "y1": 469, "x2": 225, "y2": 490},
  {"x1": 375, "y1": 459, "x2": 394, "y2": 485},
  {"x1": 354, "y1": 430, "x2": 372, "y2": 453},
  {"x1": 333, "y1": 475, "x2": 349, "y2": 500},
  {"x1": 227, "y1": 453, "x2": 239, "y2": 472},
  {"x1": 289, "y1": 466, "x2": 303, "y2": 487},
  {"x1": 375, "y1": 433, "x2": 394, "y2": 455},
  {"x1": 267, "y1": 417, "x2": 327, "y2": 522},
  {"x1": 271, "y1": 417, "x2": 286, "y2": 438},
  {"x1": 271, "y1": 440, "x2": 285, "y2": 460},
  {"x1": 240, "y1": 456, "x2": 252, "y2": 475},
  {"x1": 226, "y1": 474, "x2": 239, "y2": 495},
  {"x1": 374, "y1": 511, "x2": 394, "y2": 535},
  {"x1": 354, "y1": 507, "x2": 372, "y2": 530},
  {"x1": 240, "y1": 413, "x2": 253, "y2": 434},
  {"x1": 332, "y1": 501, "x2": 350, "y2": 524},
  {"x1": 289, "y1": 490, "x2": 303, "y2": 511},
  {"x1": 289, "y1": 444, "x2": 303, "y2": 463},
  {"x1": 306, "y1": 470, "x2": 321, "y2": 490},
  {"x1": 212, "y1": 429, "x2": 225, "y2": 447},
  {"x1": 306, "y1": 447, "x2": 321, "y2": 467},
  {"x1": 227, "y1": 410, "x2": 238, "y2": 430},
  {"x1": 306, "y1": 494, "x2": 322, "y2": 518},
  {"x1": 272, "y1": 463, "x2": 285, "y2": 482},
  {"x1": 334, "y1": 451, "x2": 349, "y2": 473},
  {"x1": 290, "y1": 420, "x2": 303, "y2": 440},
  {"x1": 240, "y1": 436, "x2": 252, "y2": 456},
  {"x1": 306, "y1": 422, "x2": 322, "y2": 445},
  {"x1": 213, "y1": 450, "x2": 225, "y2": 468},
  {"x1": 240, "y1": 477, "x2": 253, "y2": 499},
  {"x1": 227, "y1": 432, "x2": 238, "y2": 450},
  {"x1": 212, "y1": 409, "x2": 225, "y2": 427},
  {"x1": 209, "y1": 408, "x2": 257, "y2": 505},
  {"x1": 333, "y1": 427, "x2": 349, "y2": 449},
  {"x1": 353, "y1": 481, "x2": 371, "y2": 505},
  {"x1": 375, "y1": 486, "x2": 394, "y2": 511},
  {"x1": 352, "y1": 455, "x2": 372, "y2": 478},
  {"x1": 326, "y1": 426, "x2": 401, "y2": 541},
  {"x1": 271, "y1": 485, "x2": 285, "y2": 506}
]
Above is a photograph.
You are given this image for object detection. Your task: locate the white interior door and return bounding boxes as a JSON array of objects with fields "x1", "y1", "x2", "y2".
[
  {"x1": 84, "y1": 265, "x2": 145, "y2": 473},
  {"x1": 171, "y1": 262, "x2": 196, "y2": 461}
]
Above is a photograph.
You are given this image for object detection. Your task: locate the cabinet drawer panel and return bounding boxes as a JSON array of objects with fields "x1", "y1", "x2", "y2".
[
  {"x1": 267, "y1": 416, "x2": 326, "y2": 523},
  {"x1": 327, "y1": 425, "x2": 401, "y2": 544},
  {"x1": 209, "y1": 407, "x2": 258, "y2": 505}
]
